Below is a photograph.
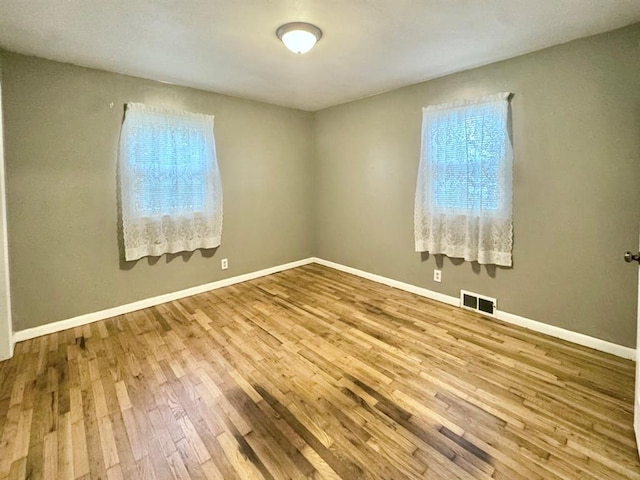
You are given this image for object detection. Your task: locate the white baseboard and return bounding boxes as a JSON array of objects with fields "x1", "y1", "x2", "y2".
[
  {"x1": 12, "y1": 256, "x2": 636, "y2": 362},
  {"x1": 12, "y1": 258, "x2": 314, "y2": 344},
  {"x1": 311, "y1": 257, "x2": 636, "y2": 361}
]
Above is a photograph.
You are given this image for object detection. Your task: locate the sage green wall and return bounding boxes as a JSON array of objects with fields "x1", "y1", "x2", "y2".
[
  {"x1": 1, "y1": 52, "x2": 314, "y2": 331},
  {"x1": 313, "y1": 24, "x2": 640, "y2": 347}
]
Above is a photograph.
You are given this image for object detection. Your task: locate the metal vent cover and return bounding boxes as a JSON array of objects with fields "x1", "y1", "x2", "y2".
[{"x1": 460, "y1": 290, "x2": 496, "y2": 317}]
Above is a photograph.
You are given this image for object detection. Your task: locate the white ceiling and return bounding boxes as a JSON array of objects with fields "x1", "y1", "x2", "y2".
[{"x1": 1, "y1": 1, "x2": 639, "y2": 111}]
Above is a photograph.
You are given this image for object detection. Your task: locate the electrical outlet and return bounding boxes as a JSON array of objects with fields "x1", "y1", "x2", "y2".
[
  {"x1": 221, "y1": 258, "x2": 228, "y2": 270},
  {"x1": 433, "y1": 269, "x2": 441, "y2": 282}
]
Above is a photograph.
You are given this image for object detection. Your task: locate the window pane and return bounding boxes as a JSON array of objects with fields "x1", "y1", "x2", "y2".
[
  {"x1": 129, "y1": 124, "x2": 207, "y2": 215},
  {"x1": 429, "y1": 106, "x2": 504, "y2": 210}
]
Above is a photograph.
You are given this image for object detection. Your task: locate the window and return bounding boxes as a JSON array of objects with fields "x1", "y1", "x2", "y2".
[
  {"x1": 414, "y1": 93, "x2": 513, "y2": 266},
  {"x1": 118, "y1": 103, "x2": 223, "y2": 261}
]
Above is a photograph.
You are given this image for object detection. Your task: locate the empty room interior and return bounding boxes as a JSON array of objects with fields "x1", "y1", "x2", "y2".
[{"x1": 0, "y1": 1, "x2": 640, "y2": 479}]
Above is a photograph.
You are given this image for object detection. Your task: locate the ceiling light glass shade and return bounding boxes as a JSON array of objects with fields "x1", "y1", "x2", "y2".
[
  {"x1": 276, "y1": 22, "x2": 322, "y2": 54},
  {"x1": 281, "y1": 30, "x2": 317, "y2": 54}
]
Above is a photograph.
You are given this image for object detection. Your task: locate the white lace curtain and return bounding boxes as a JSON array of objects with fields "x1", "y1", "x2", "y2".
[
  {"x1": 414, "y1": 93, "x2": 513, "y2": 266},
  {"x1": 118, "y1": 103, "x2": 223, "y2": 261}
]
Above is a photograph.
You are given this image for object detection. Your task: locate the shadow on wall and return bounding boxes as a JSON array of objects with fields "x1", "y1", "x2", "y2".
[
  {"x1": 419, "y1": 251, "x2": 502, "y2": 278},
  {"x1": 118, "y1": 247, "x2": 219, "y2": 271}
]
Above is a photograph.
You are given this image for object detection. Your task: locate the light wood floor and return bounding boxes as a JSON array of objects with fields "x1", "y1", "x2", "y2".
[{"x1": 0, "y1": 264, "x2": 638, "y2": 479}]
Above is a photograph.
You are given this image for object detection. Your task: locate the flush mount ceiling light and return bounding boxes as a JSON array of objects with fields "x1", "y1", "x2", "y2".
[{"x1": 276, "y1": 22, "x2": 322, "y2": 54}]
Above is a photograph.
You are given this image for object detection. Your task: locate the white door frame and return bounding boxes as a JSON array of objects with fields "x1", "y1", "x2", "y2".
[
  {"x1": 634, "y1": 230, "x2": 640, "y2": 454},
  {"x1": 0, "y1": 65, "x2": 13, "y2": 361}
]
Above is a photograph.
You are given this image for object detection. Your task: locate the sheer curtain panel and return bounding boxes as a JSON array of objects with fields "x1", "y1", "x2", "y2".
[
  {"x1": 414, "y1": 93, "x2": 513, "y2": 266},
  {"x1": 118, "y1": 103, "x2": 223, "y2": 261}
]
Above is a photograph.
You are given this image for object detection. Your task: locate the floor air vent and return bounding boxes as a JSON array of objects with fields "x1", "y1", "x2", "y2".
[{"x1": 460, "y1": 290, "x2": 496, "y2": 317}]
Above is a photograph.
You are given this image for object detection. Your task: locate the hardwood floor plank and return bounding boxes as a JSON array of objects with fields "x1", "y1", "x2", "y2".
[
  {"x1": 71, "y1": 419, "x2": 90, "y2": 479},
  {"x1": 57, "y1": 412, "x2": 74, "y2": 479},
  {"x1": 42, "y1": 431, "x2": 58, "y2": 480}
]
